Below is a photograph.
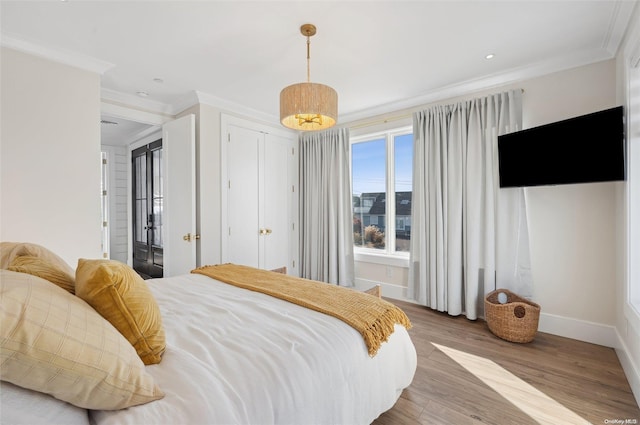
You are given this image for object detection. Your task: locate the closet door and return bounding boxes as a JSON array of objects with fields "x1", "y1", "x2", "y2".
[
  {"x1": 226, "y1": 124, "x2": 261, "y2": 267},
  {"x1": 223, "y1": 116, "x2": 297, "y2": 273},
  {"x1": 262, "y1": 133, "x2": 294, "y2": 271}
]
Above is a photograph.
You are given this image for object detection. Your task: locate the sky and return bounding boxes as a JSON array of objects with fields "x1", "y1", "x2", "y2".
[{"x1": 351, "y1": 133, "x2": 412, "y2": 196}]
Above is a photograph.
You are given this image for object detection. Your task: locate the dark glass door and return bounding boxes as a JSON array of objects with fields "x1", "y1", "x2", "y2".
[{"x1": 132, "y1": 139, "x2": 163, "y2": 278}]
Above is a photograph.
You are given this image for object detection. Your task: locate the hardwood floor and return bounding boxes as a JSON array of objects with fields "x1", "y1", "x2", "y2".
[{"x1": 373, "y1": 300, "x2": 640, "y2": 425}]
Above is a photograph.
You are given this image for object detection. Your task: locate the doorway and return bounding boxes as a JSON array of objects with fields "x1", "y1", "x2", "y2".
[{"x1": 131, "y1": 139, "x2": 164, "y2": 278}]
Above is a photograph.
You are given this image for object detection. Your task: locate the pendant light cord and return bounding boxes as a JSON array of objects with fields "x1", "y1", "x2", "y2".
[{"x1": 306, "y1": 34, "x2": 311, "y2": 83}]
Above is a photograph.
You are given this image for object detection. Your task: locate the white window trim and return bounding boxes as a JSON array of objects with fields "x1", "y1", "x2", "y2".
[
  {"x1": 350, "y1": 126, "x2": 412, "y2": 261},
  {"x1": 355, "y1": 251, "x2": 410, "y2": 268},
  {"x1": 625, "y1": 55, "x2": 640, "y2": 336}
]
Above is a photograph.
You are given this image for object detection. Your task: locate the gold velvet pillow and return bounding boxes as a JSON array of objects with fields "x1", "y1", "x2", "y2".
[
  {"x1": 8, "y1": 255, "x2": 75, "y2": 294},
  {"x1": 0, "y1": 270, "x2": 164, "y2": 410},
  {"x1": 75, "y1": 259, "x2": 166, "y2": 365},
  {"x1": 0, "y1": 242, "x2": 75, "y2": 278}
]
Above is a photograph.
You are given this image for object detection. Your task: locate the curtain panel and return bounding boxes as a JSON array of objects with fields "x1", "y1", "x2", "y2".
[
  {"x1": 409, "y1": 90, "x2": 532, "y2": 319},
  {"x1": 299, "y1": 128, "x2": 355, "y2": 286}
]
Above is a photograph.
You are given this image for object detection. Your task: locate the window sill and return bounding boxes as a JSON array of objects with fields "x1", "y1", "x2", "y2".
[{"x1": 354, "y1": 250, "x2": 409, "y2": 268}]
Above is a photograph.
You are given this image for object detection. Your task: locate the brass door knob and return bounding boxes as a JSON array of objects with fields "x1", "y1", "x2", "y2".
[{"x1": 183, "y1": 233, "x2": 200, "y2": 242}]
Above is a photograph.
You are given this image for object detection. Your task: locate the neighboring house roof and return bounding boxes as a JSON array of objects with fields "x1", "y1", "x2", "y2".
[{"x1": 359, "y1": 192, "x2": 412, "y2": 216}]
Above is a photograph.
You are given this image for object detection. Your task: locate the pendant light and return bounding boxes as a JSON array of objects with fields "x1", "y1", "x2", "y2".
[{"x1": 280, "y1": 24, "x2": 338, "y2": 131}]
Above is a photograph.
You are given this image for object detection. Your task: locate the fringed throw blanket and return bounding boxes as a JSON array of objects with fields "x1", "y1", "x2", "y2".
[{"x1": 192, "y1": 264, "x2": 411, "y2": 356}]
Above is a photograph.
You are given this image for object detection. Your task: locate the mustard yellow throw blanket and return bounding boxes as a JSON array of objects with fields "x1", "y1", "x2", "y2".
[{"x1": 192, "y1": 264, "x2": 411, "y2": 356}]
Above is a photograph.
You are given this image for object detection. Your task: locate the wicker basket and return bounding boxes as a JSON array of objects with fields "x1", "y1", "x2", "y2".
[{"x1": 484, "y1": 289, "x2": 540, "y2": 343}]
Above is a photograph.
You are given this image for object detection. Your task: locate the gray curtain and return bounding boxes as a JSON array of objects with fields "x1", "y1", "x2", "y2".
[
  {"x1": 299, "y1": 128, "x2": 355, "y2": 286},
  {"x1": 409, "y1": 90, "x2": 532, "y2": 319}
]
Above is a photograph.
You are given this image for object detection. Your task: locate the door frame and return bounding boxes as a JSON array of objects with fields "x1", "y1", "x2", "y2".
[{"x1": 101, "y1": 101, "x2": 170, "y2": 267}]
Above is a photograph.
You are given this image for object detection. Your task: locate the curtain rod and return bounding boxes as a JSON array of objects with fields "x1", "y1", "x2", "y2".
[
  {"x1": 347, "y1": 88, "x2": 524, "y2": 131},
  {"x1": 348, "y1": 114, "x2": 412, "y2": 130}
]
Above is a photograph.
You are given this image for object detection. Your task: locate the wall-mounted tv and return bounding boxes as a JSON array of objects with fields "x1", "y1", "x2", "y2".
[{"x1": 497, "y1": 106, "x2": 625, "y2": 188}]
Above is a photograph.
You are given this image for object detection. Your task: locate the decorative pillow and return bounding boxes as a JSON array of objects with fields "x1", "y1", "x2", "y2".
[
  {"x1": 0, "y1": 242, "x2": 75, "y2": 279},
  {"x1": 75, "y1": 259, "x2": 166, "y2": 365},
  {"x1": 0, "y1": 270, "x2": 164, "y2": 410},
  {"x1": 8, "y1": 255, "x2": 75, "y2": 294}
]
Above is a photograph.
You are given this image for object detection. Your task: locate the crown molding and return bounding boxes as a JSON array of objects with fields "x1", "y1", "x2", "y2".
[
  {"x1": 603, "y1": 1, "x2": 637, "y2": 56},
  {"x1": 1, "y1": 33, "x2": 114, "y2": 74},
  {"x1": 623, "y1": 1, "x2": 640, "y2": 68},
  {"x1": 170, "y1": 91, "x2": 201, "y2": 115},
  {"x1": 340, "y1": 47, "x2": 614, "y2": 124},
  {"x1": 101, "y1": 88, "x2": 175, "y2": 117},
  {"x1": 187, "y1": 90, "x2": 279, "y2": 125}
]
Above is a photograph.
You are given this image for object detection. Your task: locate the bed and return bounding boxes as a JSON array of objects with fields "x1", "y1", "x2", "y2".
[{"x1": 0, "y1": 243, "x2": 416, "y2": 425}]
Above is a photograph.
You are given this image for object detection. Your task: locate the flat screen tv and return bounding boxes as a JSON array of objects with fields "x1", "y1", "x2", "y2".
[{"x1": 497, "y1": 106, "x2": 625, "y2": 188}]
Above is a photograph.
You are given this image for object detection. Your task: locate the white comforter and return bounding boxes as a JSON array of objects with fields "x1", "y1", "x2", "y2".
[{"x1": 86, "y1": 273, "x2": 417, "y2": 425}]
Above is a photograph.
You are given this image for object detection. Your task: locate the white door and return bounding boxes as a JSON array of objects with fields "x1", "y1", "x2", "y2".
[
  {"x1": 162, "y1": 114, "x2": 196, "y2": 276},
  {"x1": 223, "y1": 117, "x2": 297, "y2": 272},
  {"x1": 226, "y1": 124, "x2": 261, "y2": 267},
  {"x1": 263, "y1": 133, "x2": 294, "y2": 271}
]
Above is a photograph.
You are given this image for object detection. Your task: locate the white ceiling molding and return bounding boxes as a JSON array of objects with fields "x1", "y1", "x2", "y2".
[
  {"x1": 603, "y1": 1, "x2": 637, "y2": 56},
  {"x1": 0, "y1": 33, "x2": 114, "y2": 75},
  {"x1": 340, "y1": 47, "x2": 614, "y2": 124},
  {"x1": 101, "y1": 100, "x2": 171, "y2": 127},
  {"x1": 623, "y1": 2, "x2": 640, "y2": 68},
  {"x1": 191, "y1": 90, "x2": 279, "y2": 125},
  {"x1": 170, "y1": 91, "x2": 201, "y2": 116},
  {"x1": 101, "y1": 88, "x2": 175, "y2": 117}
]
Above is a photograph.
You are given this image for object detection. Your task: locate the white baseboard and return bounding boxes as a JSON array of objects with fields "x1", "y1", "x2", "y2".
[
  {"x1": 615, "y1": 329, "x2": 640, "y2": 408},
  {"x1": 537, "y1": 312, "x2": 618, "y2": 348}
]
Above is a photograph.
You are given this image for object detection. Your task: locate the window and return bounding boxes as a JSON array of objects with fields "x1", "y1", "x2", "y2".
[{"x1": 351, "y1": 128, "x2": 412, "y2": 255}]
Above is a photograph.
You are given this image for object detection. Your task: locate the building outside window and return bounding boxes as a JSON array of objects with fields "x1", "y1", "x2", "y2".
[{"x1": 351, "y1": 127, "x2": 413, "y2": 255}]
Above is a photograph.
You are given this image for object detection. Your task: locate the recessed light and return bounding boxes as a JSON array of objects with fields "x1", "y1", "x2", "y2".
[
  {"x1": 485, "y1": 53, "x2": 495, "y2": 60},
  {"x1": 136, "y1": 91, "x2": 149, "y2": 97}
]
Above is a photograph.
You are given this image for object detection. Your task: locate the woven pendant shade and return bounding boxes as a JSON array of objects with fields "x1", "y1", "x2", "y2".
[
  {"x1": 280, "y1": 24, "x2": 337, "y2": 131},
  {"x1": 280, "y1": 82, "x2": 337, "y2": 131}
]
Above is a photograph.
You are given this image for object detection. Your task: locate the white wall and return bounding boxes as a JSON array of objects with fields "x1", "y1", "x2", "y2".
[{"x1": 1, "y1": 47, "x2": 102, "y2": 267}]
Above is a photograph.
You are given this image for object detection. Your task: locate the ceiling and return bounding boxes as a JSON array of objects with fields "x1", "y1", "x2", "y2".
[{"x1": 1, "y1": 0, "x2": 637, "y2": 142}]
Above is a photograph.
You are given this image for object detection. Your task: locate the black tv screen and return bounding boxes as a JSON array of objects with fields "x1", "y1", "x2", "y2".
[{"x1": 498, "y1": 106, "x2": 625, "y2": 188}]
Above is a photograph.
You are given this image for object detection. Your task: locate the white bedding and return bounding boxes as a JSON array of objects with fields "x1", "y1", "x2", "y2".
[
  {"x1": 93, "y1": 273, "x2": 416, "y2": 425},
  {"x1": 0, "y1": 381, "x2": 90, "y2": 425},
  {"x1": 3, "y1": 272, "x2": 416, "y2": 425}
]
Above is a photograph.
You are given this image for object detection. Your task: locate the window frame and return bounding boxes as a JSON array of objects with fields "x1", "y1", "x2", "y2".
[
  {"x1": 625, "y1": 57, "x2": 640, "y2": 335},
  {"x1": 350, "y1": 126, "x2": 413, "y2": 263}
]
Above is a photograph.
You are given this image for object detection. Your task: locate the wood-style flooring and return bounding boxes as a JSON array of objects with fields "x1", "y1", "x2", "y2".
[{"x1": 373, "y1": 300, "x2": 640, "y2": 425}]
